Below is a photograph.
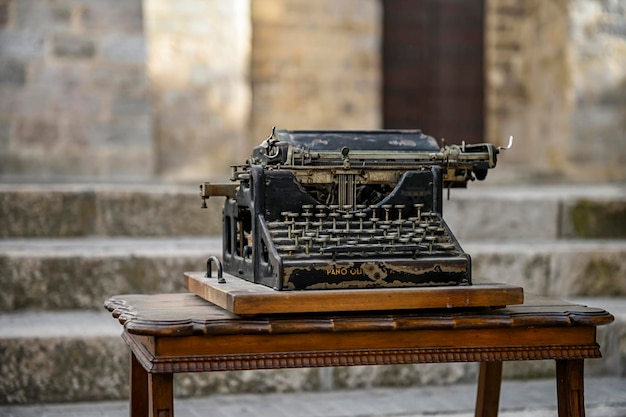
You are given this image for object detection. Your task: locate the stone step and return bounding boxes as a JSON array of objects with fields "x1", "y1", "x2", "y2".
[
  {"x1": 0, "y1": 183, "x2": 224, "y2": 238},
  {"x1": 1, "y1": 237, "x2": 625, "y2": 311},
  {"x1": 465, "y1": 239, "x2": 626, "y2": 297},
  {"x1": 442, "y1": 183, "x2": 626, "y2": 240},
  {"x1": 1, "y1": 297, "x2": 624, "y2": 405},
  {"x1": 0, "y1": 237, "x2": 219, "y2": 311},
  {"x1": 1, "y1": 183, "x2": 625, "y2": 239}
]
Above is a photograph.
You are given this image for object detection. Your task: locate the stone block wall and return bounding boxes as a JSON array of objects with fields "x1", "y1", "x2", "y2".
[
  {"x1": 486, "y1": 0, "x2": 626, "y2": 183},
  {"x1": 143, "y1": 0, "x2": 382, "y2": 180},
  {"x1": 143, "y1": 0, "x2": 252, "y2": 180},
  {"x1": 0, "y1": 0, "x2": 154, "y2": 181},
  {"x1": 569, "y1": 0, "x2": 626, "y2": 181},
  {"x1": 485, "y1": 0, "x2": 573, "y2": 181},
  {"x1": 250, "y1": 0, "x2": 382, "y2": 143},
  {"x1": 1, "y1": 0, "x2": 623, "y2": 183}
]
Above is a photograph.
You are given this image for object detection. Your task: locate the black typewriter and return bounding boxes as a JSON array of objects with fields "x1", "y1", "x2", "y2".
[{"x1": 200, "y1": 128, "x2": 511, "y2": 291}]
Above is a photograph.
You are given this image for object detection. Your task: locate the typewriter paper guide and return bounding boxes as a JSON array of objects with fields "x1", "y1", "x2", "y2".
[{"x1": 197, "y1": 129, "x2": 517, "y2": 303}]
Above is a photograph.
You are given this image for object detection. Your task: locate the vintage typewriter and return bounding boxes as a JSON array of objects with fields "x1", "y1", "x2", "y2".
[{"x1": 200, "y1": 128, "x2": 511, "y2": 291}]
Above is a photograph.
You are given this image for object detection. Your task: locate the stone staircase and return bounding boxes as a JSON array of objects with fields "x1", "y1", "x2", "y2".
[{"x1": 1, "y1": 182, "x2": 625, "y2": 405}]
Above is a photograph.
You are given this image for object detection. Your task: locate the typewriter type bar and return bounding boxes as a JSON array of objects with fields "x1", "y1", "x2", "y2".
[{"x1": 201, "y1": 129, "x2": 508, "y2": 291}]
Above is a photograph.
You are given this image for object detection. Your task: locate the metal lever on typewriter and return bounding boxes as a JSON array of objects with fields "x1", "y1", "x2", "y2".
[
  {"x1": 199, "y1": 182, "x2": 238, "y2": 208},
  {"x1": 499, "y1": 136, "x2": 514, "y2": 151},
  {"x1": 444, "y1": 135, "x2": 513, "y2": 199},
  {"x1": 205, "y1": 256, "x2": 225, "y2": 284}
]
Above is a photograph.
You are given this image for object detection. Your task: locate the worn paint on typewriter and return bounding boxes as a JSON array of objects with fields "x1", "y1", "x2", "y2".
[{"x1": 200, "y1": 129, "x2": 510, "y2": 291}]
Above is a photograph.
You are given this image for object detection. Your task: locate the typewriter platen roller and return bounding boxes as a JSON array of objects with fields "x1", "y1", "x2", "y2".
[{"x1": 200, "y1": 129, "x2": 510, "y2": 291}]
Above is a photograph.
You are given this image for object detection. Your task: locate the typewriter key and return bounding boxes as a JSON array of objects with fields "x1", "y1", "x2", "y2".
[
  {"x1": 343, "y1": 213, "x2": 353, "y2": 231},
  {"x1": 316, "y1": 235, "x2": 329, "y2": 248},
  {"x1": 413, "y1": 203, "x2": 424, "y2": 222},
  {"x1": 381, "y1": 204, "x2": 392, "y2": 221},
  {"x1": 393, "y1": 219, "x2": 404, "y2": 235},
  {"x1": 328, "y1": 211, "x2": 340, "y2": 229},
  {"x1": 314, "y1": 213, "x2": 326, "y2": 231},
  {"x1": 437, "y1": 243, "x2": 455, "y2": 252},
  {"x1": 283, "y1": 245, "x2": 298, "y2": 256},
  {"x1": 425, "y1": 236, "x2": 437, "y2": 253},
  {"x1": 301, "y1": 211, "x2": 313, "y2": 230},
  {"x1": 355, "y1": 212, "x2": 367, "y2": 231},
  {"x1": 300, "y1": 236, "x2": 312, "y2": 255},
  {"x1": 394, "y1": 204, "x2": 406, "y2": 220}
]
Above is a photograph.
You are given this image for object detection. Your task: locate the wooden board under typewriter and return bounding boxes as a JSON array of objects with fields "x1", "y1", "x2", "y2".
[{"x1": 184, "y1": 272, "x2": 523, "y2": 315}]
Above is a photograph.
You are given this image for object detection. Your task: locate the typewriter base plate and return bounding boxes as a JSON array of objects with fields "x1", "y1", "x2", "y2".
[{"x1": 184, "y1": 272, "x2": 524, "y2": 316}]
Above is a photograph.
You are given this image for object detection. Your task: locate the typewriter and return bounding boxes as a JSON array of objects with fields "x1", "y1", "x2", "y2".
[{"x1": 200, "y1": 128, "x2": 511, "y2": 291}]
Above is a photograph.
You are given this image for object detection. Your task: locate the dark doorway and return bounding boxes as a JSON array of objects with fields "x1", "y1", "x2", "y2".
[{"x1": 382, "y1": 0, "x2": 485, "y2": 144}]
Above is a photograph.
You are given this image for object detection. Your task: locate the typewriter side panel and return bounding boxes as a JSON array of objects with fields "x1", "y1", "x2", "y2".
[
  {"x1": 222, "y1": 166, "x2": 326, "y2": 290},
  {"x1": 222, "y1": 195, "x2": 255, "y2": 282},
  {"x1": 252, "y1": 168, "x2": 321, "y2": 290}
]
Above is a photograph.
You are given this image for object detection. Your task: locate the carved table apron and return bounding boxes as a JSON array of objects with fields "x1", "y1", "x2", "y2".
[{"x1": 105, "y1": 293, "x2": 614, "y2": 417}]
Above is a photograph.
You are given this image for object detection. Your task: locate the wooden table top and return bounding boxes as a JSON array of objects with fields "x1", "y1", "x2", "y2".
[{"x1": 104, "y1": 292, "x2": 614, "y2": 338}]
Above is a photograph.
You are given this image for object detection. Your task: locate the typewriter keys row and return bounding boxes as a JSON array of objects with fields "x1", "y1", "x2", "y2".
[{"x1": 269, "y1": 205, "x2": 459, "y2": 259}]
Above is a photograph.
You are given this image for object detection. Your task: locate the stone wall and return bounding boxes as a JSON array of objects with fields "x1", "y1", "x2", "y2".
[
  {"x1": 0, "y1": 0, "x2": 153, "y2": 181},
  {"x1": 143, "y1": 0, "x2": 251, "y2": 181},
  {"x1": 250, "y1": 0, "x2": 382, "y2": 142},
  {"x1": 485, "y1": 0, "x2": 573, "y2": 181},
  {"x1": 569, "y1": 0, "x2": 626, "y2": 182},
  {"x1": 485, "y1": 0, "x2": 626, "y2": 183},
  {"x1": 1, "y1": 0, "x2": 623, "y2": 183},
  {"x1": 144, "y1": 0, "x2": 382, "y2": 180}
]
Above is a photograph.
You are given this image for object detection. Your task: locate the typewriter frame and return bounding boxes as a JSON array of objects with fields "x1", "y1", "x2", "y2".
[
  {"x1": 222, "y1": 165, "x2": 471, "y2": 291},
  {"x1": 202, "y1": 129, "x2": 507, "y2": 291}
]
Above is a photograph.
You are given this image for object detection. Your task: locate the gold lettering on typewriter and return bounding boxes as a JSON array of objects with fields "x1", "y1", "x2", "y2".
[{"x1": 326, "y1": 266, "x2": 364, "y2": 276}]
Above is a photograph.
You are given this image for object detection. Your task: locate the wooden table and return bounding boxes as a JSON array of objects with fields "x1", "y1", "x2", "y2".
[{"x1": 105, "y1": 293, "x2": 613, "y2": 417}]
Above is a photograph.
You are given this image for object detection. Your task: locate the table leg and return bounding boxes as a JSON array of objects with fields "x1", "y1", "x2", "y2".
[
  {"x1": 130, "y1": 352, "x2": 149, "y2": 417},
  {"x1": 148, "y1": 372, "x2": 174, "y2": 417},
  {"x1": 556, "y1": 359, "x2": 585, "y2": 417},
  {"x1": 475, "y1": 361, "x2": 503, "y2": 417},
  {"x1": 130, "y1": 351, "x2": 175, "y2": 417}
]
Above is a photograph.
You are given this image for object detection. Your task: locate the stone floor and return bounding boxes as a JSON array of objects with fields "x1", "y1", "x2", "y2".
[{"x1": 2, "y1": 376, "x2": 626, "y2": 417}]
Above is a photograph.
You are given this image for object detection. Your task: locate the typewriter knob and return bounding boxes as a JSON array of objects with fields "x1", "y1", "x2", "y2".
[
  {"x1": 341, "y1": 146, "x2": 351, "y2": 169},
  {"x1": 472, "y1": 168, "x2": 487, "y2": 181}
]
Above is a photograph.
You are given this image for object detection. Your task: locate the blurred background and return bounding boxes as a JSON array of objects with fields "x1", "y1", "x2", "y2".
[
  {"x1": 0, "y1": 0, "x2": 624, "y2": 183},
  {"x1": 1, "y1": 0, "x2": 626, "y2": 413}
]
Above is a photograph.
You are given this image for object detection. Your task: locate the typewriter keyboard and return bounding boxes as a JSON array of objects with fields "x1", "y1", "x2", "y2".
[{"x1": 265, "y1": 204, "x2": 462, "y2": 259}]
